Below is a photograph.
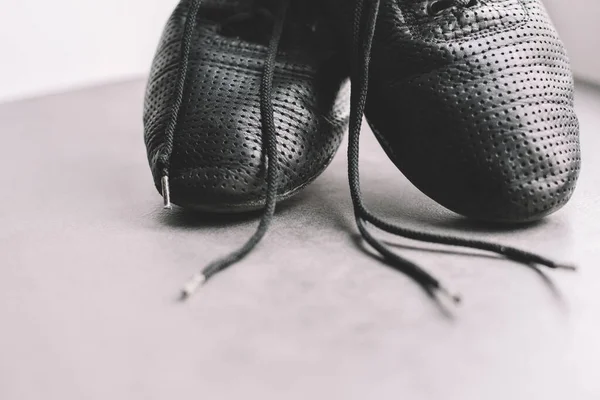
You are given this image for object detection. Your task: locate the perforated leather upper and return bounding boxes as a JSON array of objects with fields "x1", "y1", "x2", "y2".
[
  {"x1": 328, "y1": 0, "x2": 581, "y2": 222},
  {"x1": 144, "y1": 0, "x2": 349, "y2": 211}
]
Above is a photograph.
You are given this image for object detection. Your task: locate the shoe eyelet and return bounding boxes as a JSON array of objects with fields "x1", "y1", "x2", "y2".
[{"x1": 427, "y1": 0, "x2": 478, "y2": 16}]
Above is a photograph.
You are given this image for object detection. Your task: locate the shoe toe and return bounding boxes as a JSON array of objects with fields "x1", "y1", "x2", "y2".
[
  {"x1": 369, "y1": 70, "x2": 580, "y2": 222},
  {"x1": 416, "y1": 104, "x2": 579, "y2": 223},
  {"x1": 365, "y1": 1, "x2": 581, "y2": 223},
  {"x1": 165, "y1": 70, "x2": 348, "y2": 212},
  {"x1": 370, "y1": 85, "x2": 581, "y2": 222}
]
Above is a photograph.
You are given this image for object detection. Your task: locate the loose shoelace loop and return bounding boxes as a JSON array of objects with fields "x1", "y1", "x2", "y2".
[{"x1": 347, "y1": 0, "x2": 575, "y2": 305}]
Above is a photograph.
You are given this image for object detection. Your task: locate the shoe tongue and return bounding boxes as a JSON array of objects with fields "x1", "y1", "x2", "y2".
[
  {"x1": 215, "y1": 0, "x2": 326, "y2": 51},
  {"x1": 219, "y1": 0, "x2": 295, "y2": 45}
]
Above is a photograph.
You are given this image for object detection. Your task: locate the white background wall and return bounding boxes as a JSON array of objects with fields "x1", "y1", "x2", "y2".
[
  {"x1": 545, "y1": 0, "x2": 600, "y2": 85},
  {"x1": 0, "y1": 0, "x2": 177, "y2": 103},
  {"x1": 0, "y1": 0, "x2": 597, "y2": 103}
]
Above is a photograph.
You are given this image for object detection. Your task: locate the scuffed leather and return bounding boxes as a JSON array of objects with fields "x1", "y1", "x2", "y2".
[
  {"x1": 144, "y1": 0, "x2": 350, "y2": 211},
  {"x1": 329, "y1": 0, "x2": 581, "y2": 223}
]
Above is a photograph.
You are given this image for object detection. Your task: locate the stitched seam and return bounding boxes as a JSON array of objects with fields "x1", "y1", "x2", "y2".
[
  {"x1": 194, "y1": 57, "x2": 315, "y2": 80},
  {"x1": 196, "y1": 35, "x2": 319, "y2": 74},
  {"x1": 197, "y1": 25, "x2": 320, "y2": 63}
]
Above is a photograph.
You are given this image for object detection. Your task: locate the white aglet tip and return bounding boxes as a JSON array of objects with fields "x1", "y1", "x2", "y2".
[
  {"x1": 161, "y1": 176, "x2": 172, "y2": 210},
  {"x1": 438, "y1": 285, "x2": 462, "y2": 305},
  {"x1": 181, "y1": 274, "x2": 206, "y2": 300},
  {"x1": 556, "y1": 263, "x2": 578, "y2": 272}
]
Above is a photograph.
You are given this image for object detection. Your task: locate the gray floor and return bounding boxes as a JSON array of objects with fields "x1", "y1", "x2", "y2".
[{"x1": 1, "y1": 79, "x2": 599, "y2": 400}]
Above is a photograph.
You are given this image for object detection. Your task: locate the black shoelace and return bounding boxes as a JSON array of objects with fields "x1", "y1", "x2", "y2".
[
  {"x1": 178, "y1": 0, "x2": 575, "y2": 301},
  {"x1": 347, "y1": 0, "x2": 575, "y2": 303},
  {"x1": 179, "y1": 0, "x2": 290, "y2": 298}
]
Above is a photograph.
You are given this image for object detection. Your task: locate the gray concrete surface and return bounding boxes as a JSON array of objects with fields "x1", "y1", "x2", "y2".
[{"x1": 1, "y1": 79, "x2": 599, "y2": 400}]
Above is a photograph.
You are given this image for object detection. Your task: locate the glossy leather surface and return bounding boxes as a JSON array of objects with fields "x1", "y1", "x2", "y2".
[
  {"x1": 328, "y1": 0, "x2": 581, "y2": 223},
  {"x1": 144, "y1": 0, "x2": 349, "y2": 212}
]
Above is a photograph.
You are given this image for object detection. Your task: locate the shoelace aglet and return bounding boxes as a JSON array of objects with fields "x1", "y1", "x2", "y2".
[
  {"x1": 554, "y1": 262, "x2": 578, "y2": 272},
  {"x1": 180, "y1": 273, "x2": 207, "y2": 300},
  {"x1": 437, "y1": 284, "x2": 462, "y2": 305},
  {"x1": 161, "y1": 176, "x2": 172, "y2": 210}
]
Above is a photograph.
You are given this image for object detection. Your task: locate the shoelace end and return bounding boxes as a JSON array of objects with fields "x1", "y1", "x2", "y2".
[
  {"x1": 180, "y1": 273, "x2": 207, "y2": 300},
  {"x1": 161, "y1": 176, "x2": 172, "y2": 210},
  {"x1": 438, "y1": 285, "x2": 462, "y2": 305},
  {"x1": 554, "y1": 262, "x2": 578, "y2": 272}
]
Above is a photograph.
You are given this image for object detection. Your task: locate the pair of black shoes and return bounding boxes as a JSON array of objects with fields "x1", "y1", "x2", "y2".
[{"x1": 144, "y1": 0, "x2": 580, "y2": 300}]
